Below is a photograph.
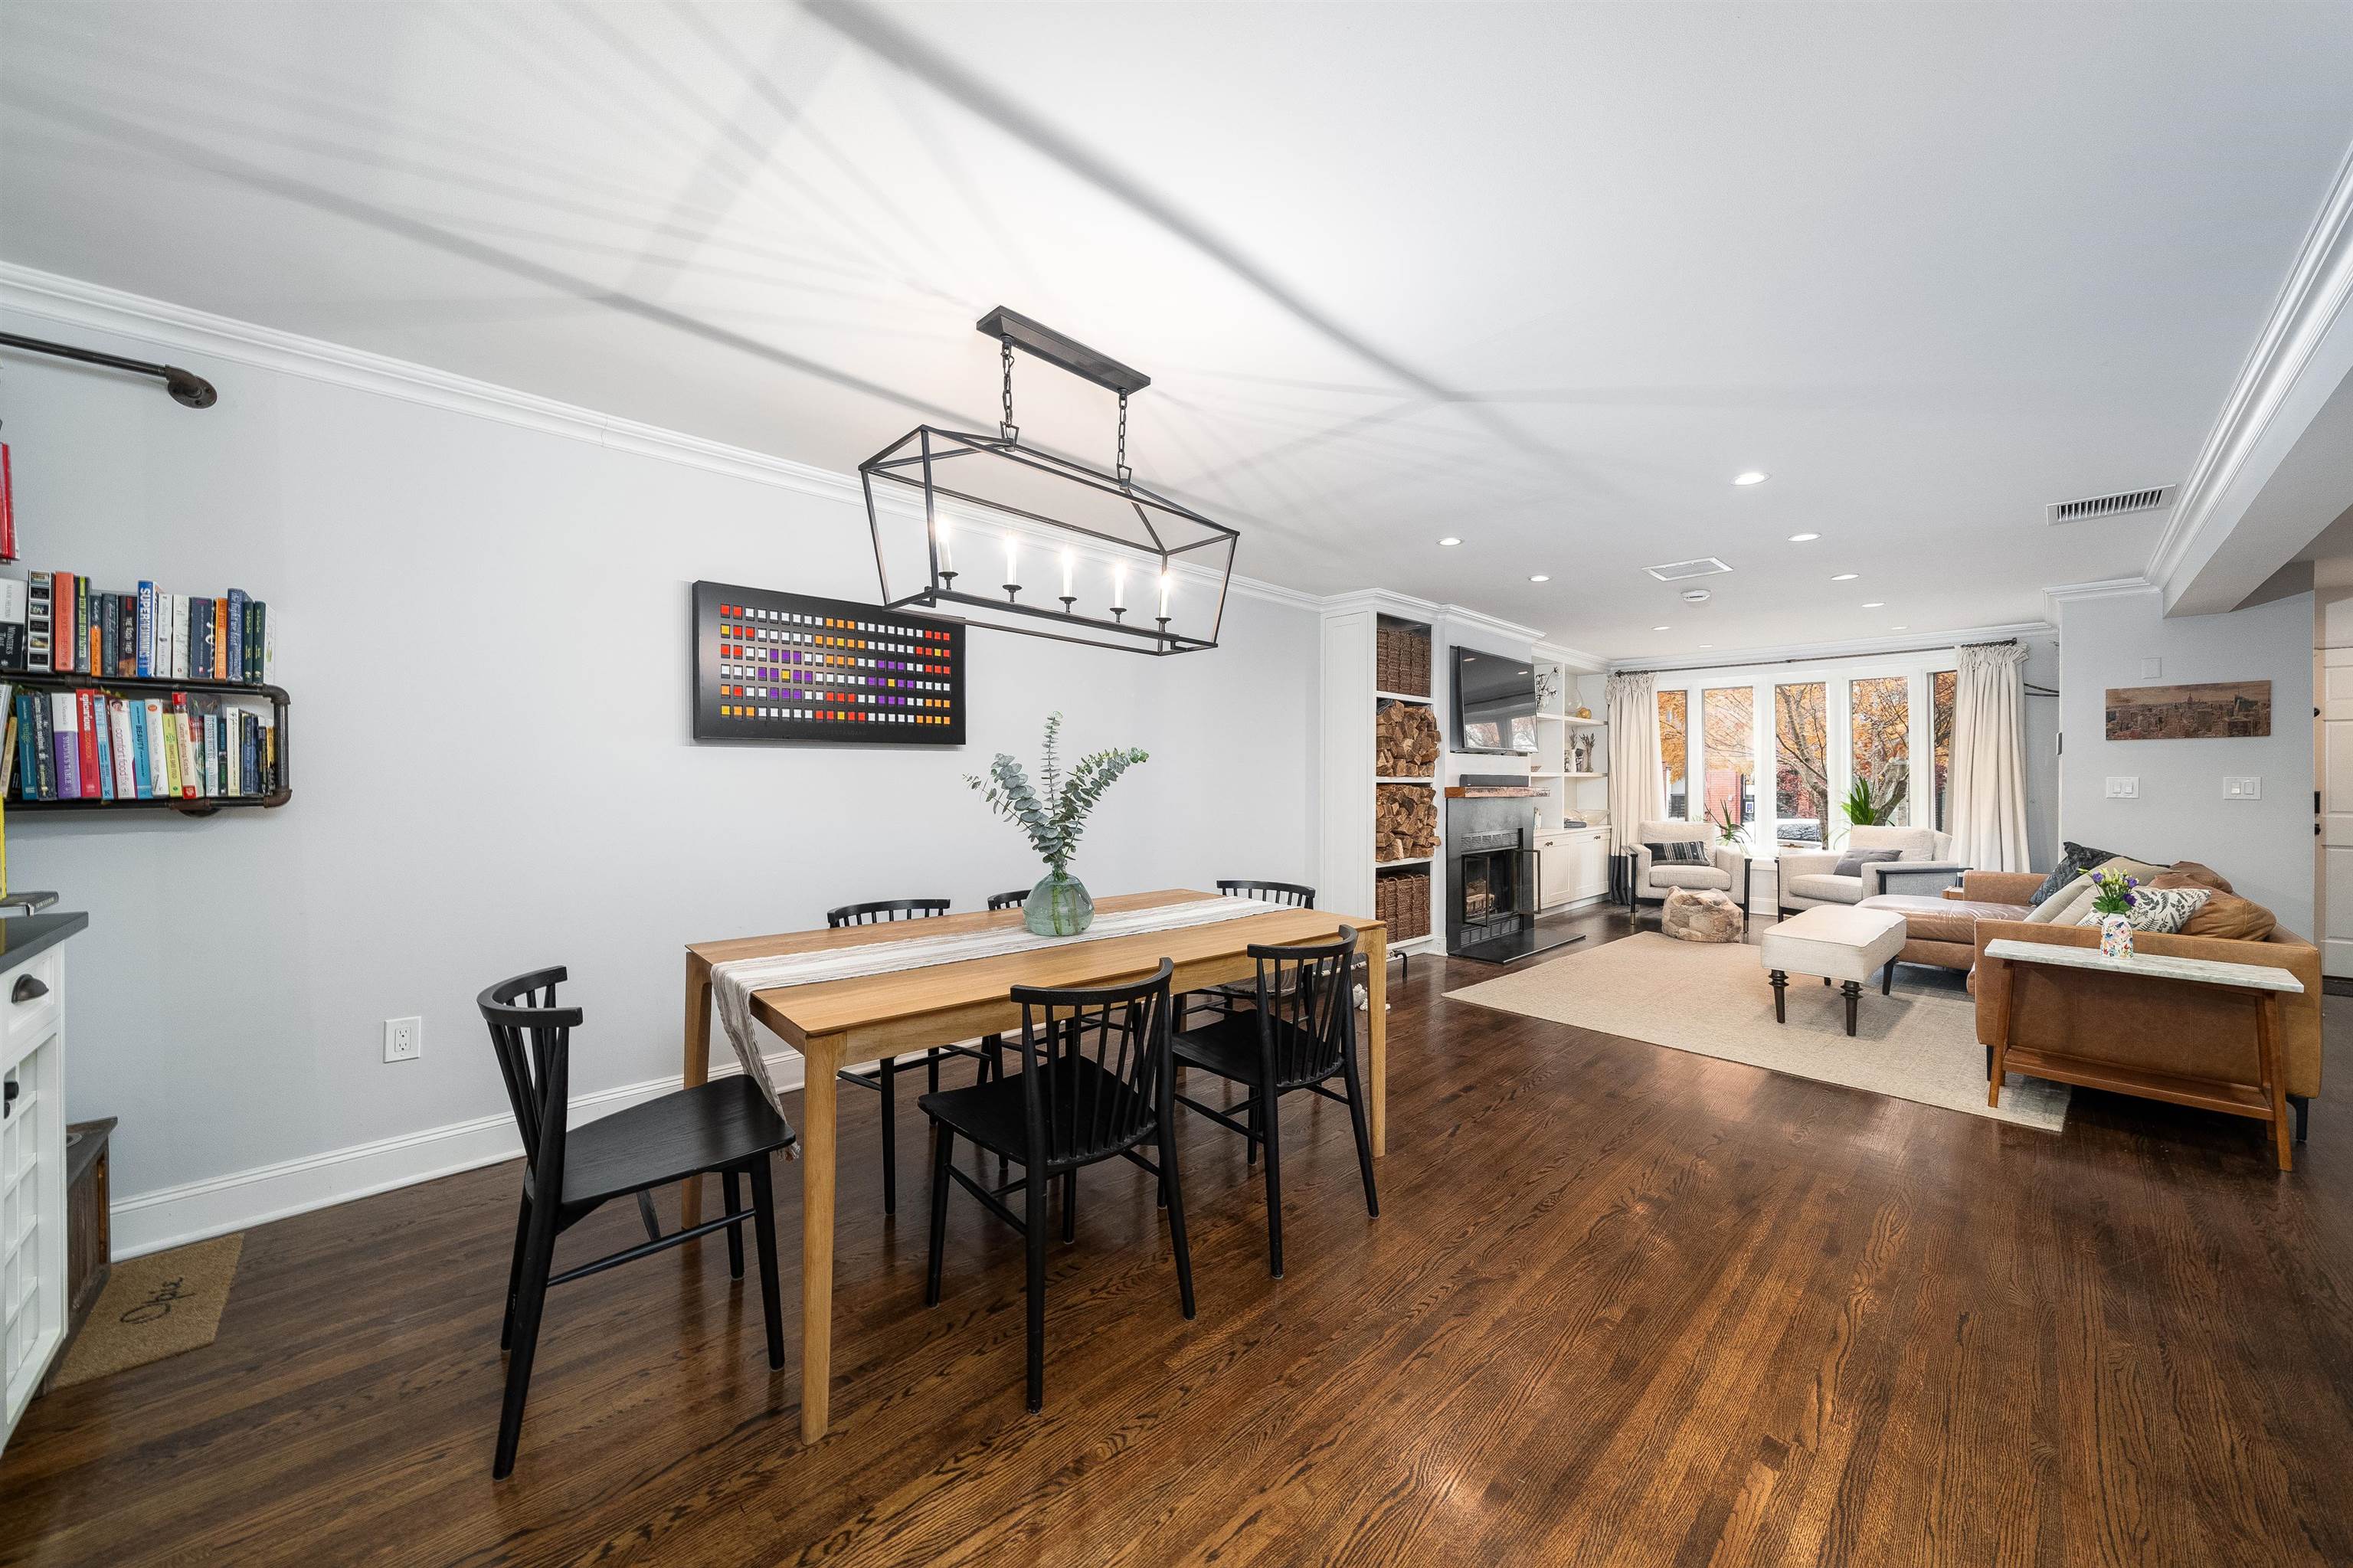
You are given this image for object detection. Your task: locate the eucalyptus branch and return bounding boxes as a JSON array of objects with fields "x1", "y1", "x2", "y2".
[{"x1": 964, "y1": 712, "x2": 1148, "y2": 877}]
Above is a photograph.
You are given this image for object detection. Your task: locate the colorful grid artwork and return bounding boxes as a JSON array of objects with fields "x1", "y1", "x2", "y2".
[{"x1": 692, "y1": 581, "x2": 966, "y2": 745}]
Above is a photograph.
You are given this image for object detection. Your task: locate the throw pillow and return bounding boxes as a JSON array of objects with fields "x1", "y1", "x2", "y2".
[
  {"x1": 2075, "y1": 885, "x2": 2211, "y2": 935},
  {"x1": 2152, "y1": 874, "x2": 2277, "y2": 941},
  {"x1": 2030, "y1": 840, "x2": 2132, "y2": 906},
  {"x1": 1832, "y1": 848, "x2": 1902, "y2": 879},
  {"x1": 1645, "y1": 840, "x2": 1709, "y2": 866},
  {"x1": 2165, "y1": 860, "x2": 2236, "y2": 895},
  {"x1": 2024, "y1": 881, "x2": 2098, "y2": 925}
]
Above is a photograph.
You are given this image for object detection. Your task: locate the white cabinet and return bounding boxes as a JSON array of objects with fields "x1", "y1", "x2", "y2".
[
  {"x1": 3, "y1": 921, "x2": 80, "y2": 1449},
  {"x1": 1536, "y1": 827, "x2": 1611, "y2": 908}
]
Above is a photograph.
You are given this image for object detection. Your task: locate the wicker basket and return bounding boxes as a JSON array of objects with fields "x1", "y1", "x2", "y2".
[{"x1": 1376, "y1": 869, "x2": 1432, "y2": 942}]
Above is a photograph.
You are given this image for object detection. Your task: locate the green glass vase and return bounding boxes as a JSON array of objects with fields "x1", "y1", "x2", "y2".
[{"x1": 1024, "y1": 870, "x2": 1095, "y2": 935}]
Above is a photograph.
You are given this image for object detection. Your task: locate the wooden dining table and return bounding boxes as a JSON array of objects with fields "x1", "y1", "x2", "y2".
[{"x1": 680, "y1": 889, "x2": 1388, "y2": 1441}]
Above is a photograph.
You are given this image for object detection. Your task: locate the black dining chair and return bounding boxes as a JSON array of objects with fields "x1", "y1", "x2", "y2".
[
  {"x1": 987, "y1": 889, "x2": 1030, "y2": 912},
  {"x1": 1186, "y1": 880, "x2": 1317, "y2": 1025},
  {"x1": 918, "y1": 959, "x2": 1195, "y2": 1411},
  {"x1": 477, "y1": 967, "x2": 790, "y2": 1479},
  {"x1": 1173, "y1": 927, "x2": 1376, "y2": 1278},
  {"x1": 827, "y1": 897, "x2": 993, "y2": 1213}
]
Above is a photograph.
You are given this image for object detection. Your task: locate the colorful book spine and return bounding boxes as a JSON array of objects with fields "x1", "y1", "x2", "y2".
[
  {"x1": 13, "y1": 696, "x2": 34, "y2": 800},
  {"x1": 108, "y1": 698, "x2": 137, "y2": 798},
  {"x1": 79, "y1": 578, "x2": 95, "y2": 674},
  {"x1": 211, "y1": 598, "x2": 227, "y2": 680},
  {"x1": 172, "y1": 694, "x2": 198, "y2": 798},
  {"x1": 0, "y1": 578, "x2": 23, "y2": 673},
  {"x1": 137, "y1": 581, "x2": 156, "y2": 677},
  {"x1": 27, "y1": 574, "x2": 50, "y2": 672},
  {"x1": 28, "y1": 693, "x2": 54, "y2": 800},
  {"x1": 225, "y1": 588, "x2": 246, "y2": 685},
  {"x1": 93, "y1": 696, "x2": 116, "y2": 801},
  {"x1": 172, "y1": 594, "x2": 190, "y2": 681},
  {"x1": 74, "y1": 688, "x2": 100, "y2": 798},
  {"x1": 0, "y1": 441, "x2": 12, "y2": 563},
  {"x1": 51, "y1": 691, "x2": 78, "y2": 798},
  {"x1": 127, "y1": 696, "x2": 152, "y2": 797},
  {"x1": 151, "y1": 700, "x2": 180, "y2": 800},
  {"x1": 98, "y1": 593, "x2": 119, "y2": 680},
  {"x1": 117, "y1": 594, "x2": 137, "y2": 676},
  {"x1": 50, "y1": 572, "x2": 70, "y2": 673}
]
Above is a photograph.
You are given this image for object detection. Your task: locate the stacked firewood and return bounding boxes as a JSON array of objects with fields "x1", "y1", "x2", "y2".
[
  {"x1": 1375, "y1": 783, "x2": 1438, "y2": 862},
  {"x1": 1376, "y1": 870, "x2": 1431, "y2": 940},
  {"x1": 1373, "y1": 701, "x2": 1440, "y2": 777}
]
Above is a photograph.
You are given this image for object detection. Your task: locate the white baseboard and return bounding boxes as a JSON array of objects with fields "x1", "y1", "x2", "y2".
[{"x1": 109, "y1": 1053, "x2": 809, "y2": 1261}]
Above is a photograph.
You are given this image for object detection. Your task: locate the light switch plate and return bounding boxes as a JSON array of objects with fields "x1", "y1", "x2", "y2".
[
  {"x1": 2224, "y1": 776, "x2": 2260, "y2": 800},
  {"x1": 2105, "y1": 776, "x2": 2139, "y2": 799},
  {"x1": 2140, "y1": 656, "x2": 2162, "y2": 679}
]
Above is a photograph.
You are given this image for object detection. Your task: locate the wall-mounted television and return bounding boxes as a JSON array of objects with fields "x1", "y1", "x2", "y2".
[{"x1": 1453, "y1": 645, "x2": 1539, "y2": 754}]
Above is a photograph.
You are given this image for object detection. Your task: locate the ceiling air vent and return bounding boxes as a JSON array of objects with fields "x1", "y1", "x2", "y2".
[
  {"x1": 1642, "y1": 556, "x2": 1733, "y2": 582},
  {"x1": 2046, "y1": 484, "x2": 2176, "y2": 525}
]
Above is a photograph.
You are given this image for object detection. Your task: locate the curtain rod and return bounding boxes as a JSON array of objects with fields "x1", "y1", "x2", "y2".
[
  {"x1": 1618, "y1": 639, "x2": 2057, "y2": 696},
  {"x1": 0, "y1": 332, "x2": 218, "y2": 408}
]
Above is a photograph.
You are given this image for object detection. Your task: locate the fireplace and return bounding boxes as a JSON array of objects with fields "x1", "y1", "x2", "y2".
[{"x1": 1443, "y1": 788, "x2": 1582, "y2": 964}]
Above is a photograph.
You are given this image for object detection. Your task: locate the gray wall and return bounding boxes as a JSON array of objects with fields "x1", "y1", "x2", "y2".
[
  {"x1": 1, "y1": 306, "x2": 1318, "y2": 1208},
  {"x1": 2057, "y1": 588, "x2": 2313, "y2": 935}
]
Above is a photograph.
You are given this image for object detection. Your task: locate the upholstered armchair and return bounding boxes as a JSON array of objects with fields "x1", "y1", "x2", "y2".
[
  {"x1": 1629, "y1": 820, "x2": 1746, "y2": 918},
  {"x1": 1775, "y1": 825, "x2": 1964, "y2": 915}
]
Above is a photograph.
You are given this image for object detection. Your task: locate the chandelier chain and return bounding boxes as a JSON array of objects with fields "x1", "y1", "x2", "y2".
[
  {"x1": 1116, "y1": 391, "x2": 1130, "y2": 483},
  {"x1": 1000, "y1": 335, "x2": 1018, "y2": 442}
]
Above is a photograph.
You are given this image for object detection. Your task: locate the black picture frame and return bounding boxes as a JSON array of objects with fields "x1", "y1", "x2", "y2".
[{"x1": 691, "y1": 580, "x2": 966, "y2": 746}]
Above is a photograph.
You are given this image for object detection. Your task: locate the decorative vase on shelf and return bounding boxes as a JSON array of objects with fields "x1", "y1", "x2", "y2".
[
  {"x1": 2099, "y1": 912, "x2": 2134, "y2": 960},
  {"x1": 1025, "y1": 870, "x2": 1095, "y2": 936}
]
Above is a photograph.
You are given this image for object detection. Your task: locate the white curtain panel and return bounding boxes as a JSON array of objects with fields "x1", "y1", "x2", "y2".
[
  {"x1": 1605, "y1": 670, "x2": 1666, "y2": 856},
  {"x1": 1949, "y1": 640, "x2": 2033, "y2": 872}
]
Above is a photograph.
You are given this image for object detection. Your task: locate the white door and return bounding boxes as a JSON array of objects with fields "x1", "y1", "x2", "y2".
[{"x1": 2322, "y1": 646, "x2": 2353, "y2": 977}]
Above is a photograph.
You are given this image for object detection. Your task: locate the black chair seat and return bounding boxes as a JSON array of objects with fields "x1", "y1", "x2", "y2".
[
  {"x1": 553, "y1": 1077, "x2": 793, "y2": 1206},
  {"x1": 918, "y1": 1056, "x2": 1147, "y2": 1163},
  {"x1": 1173, "y1": 1012, "x2": 1335, "y2": 1092}
]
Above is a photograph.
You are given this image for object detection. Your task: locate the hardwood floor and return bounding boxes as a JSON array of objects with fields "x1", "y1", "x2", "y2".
[{"x1": 4, "y1": 905, "x2": 2348, "y2": 1566}]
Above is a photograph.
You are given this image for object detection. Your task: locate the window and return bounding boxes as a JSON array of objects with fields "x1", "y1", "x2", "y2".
[
  {"x1": 1849, "y1": 676, "x2": 1910, "y2": 826},
  {"x1": 1931, "y1": 669, "x2": 1956, "y2": 832},
  {"x1": 1658, "y1": 689, "x2": 1687, "y2": 820},
  {"x1": 1774, "y1": 682, "x2": 1828, "y2": 846},
  {"x1": 1702, "y1": 687, "x2": 1755, "y2": 836}
]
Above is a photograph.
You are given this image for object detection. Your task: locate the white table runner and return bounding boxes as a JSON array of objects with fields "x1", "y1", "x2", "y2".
[{"x1": 713, "y1": 895, "x2": 1288, "y2": 1116}]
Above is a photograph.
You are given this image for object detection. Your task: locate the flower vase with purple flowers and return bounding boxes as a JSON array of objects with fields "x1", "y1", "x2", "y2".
[{"x1": 2083, "y1": 866, "x2": 2140, "y2": 959}]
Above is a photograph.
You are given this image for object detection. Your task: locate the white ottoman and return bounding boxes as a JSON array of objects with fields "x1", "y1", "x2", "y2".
[{"x1": 1759, "y1": 905, "x2": 1907, "y2": 1036}]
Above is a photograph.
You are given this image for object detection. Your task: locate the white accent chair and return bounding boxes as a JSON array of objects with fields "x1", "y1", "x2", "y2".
[
  {"x1": 1628, "y1": 820, "x2": 1746, "y2": 922},
  {"x1": 1774, "y1": 826, "x2": 1965, "y2": 915}
]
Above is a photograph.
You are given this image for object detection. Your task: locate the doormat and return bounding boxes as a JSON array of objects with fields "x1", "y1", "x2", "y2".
[{"x1": 52, "y1": 1233, "x2": 243, "y2": 1388}]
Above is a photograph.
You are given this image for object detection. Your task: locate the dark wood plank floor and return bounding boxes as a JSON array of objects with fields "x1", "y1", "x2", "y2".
[{"x1": 5, "y1": 906, "x2": 2348, "y2": 1566}]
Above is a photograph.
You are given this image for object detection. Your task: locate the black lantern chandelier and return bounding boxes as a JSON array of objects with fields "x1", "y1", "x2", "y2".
[{"x1": 861, "y1": 308, "x2": 1239, "y2": 655}]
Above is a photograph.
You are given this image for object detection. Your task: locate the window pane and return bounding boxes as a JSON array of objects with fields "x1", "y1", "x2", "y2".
[
  {"x1": 1931, "y1": 670, "x2": 1956, "y2": 832},
  {"x1": 1773, "y1": 682, "x2": 1828, "y2": 846},
  {"x1": 1702, "y1": 687, "x2": 1755, "y2": 837},
  {"x1": 1849, "y1": 676, "x2": 1910, "y2": 826},
  {"x1": 1658, "y1": 690, "x2": 1687, "y2": 820}
]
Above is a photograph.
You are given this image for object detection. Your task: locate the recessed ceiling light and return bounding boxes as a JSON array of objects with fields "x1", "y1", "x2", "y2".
[
  {"x1": 1698, "y1": 643, "x2": 1713, "y2": 649},
  {"x1": 1653, "y1": 625, "x2": 1670, "y2": 631},
  {"x1": 1529, "y1": 574, "x2": 1550, "y2": 582},
  {"x1": 1438, "y1": 536, "x2": 1461, "y2": 547},
  {"x1": 1788, "y1": 532, "x2": 1819, "y2": 542},
  {"x1": 1832, "y1": 573, "x2": 1858, "y2": 581},
  {"x1": 1733, "y1": 471, "x2": 1769, "y2": 486},
  {"x1": 1891, "y1": 625, "x2": 1909, "y2": 630},
  {"x1": 1862, "y1": 601, "x2": 1884, "y2": 608}
]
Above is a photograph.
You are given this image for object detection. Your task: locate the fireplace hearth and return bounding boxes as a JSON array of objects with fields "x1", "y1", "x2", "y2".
[{"x1": 1444, "y1": 794, "x2": 1586, "y2": 964}]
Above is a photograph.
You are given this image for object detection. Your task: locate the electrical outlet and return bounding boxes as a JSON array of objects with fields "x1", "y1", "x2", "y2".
[
  {"x1": 2140, "y1": 656, "x2": 2163, "y2": 679},
  {"x1": 2105, "y1": 776, "x2": 2139, "y2": 799},
  {"x1": 384, "y1": 1016, "x2": 422, "y2": 1063},
  {"x1": 2224, "y1": 776, "x2": 2261, "y2": 800}
]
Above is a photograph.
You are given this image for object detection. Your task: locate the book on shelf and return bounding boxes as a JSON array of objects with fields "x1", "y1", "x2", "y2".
[
  {"x1": 7, "y1": 570, "x2": 270, "y2": 686},
  {"x1": 4, "y1": 681, "x2": 277, "y2": 805}
]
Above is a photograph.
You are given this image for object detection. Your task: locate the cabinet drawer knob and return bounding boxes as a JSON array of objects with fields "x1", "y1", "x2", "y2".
[{"x1": 12, "y1": 974, "x2": 48, "y2": 1004}]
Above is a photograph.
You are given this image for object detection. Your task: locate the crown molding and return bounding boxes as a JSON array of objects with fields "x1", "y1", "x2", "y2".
[
  {"x1": 1532, "y1": 640, "x2": 1606, "y2": 673},
  {"x1": 2042, "y1": 574, "x2": 2159, "y2": 617},
  {"x1": 2147, "y1": 143, "x2": 2353, "y2": 601},
  {"x1": 0, "y1": 263, "x2": 1325, "y2": 615},
  {"x1": 1608, "y1": 619, "x2": 2054, "y2": 675}
]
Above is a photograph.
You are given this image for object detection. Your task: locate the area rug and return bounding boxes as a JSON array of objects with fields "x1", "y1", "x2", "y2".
[
  {"x1": 52, "y1": 1232, "x2": 243, "y2": 1387},
  {"x1": 1445, "y1": 934, "x2": 2070, "y2": 1131}
]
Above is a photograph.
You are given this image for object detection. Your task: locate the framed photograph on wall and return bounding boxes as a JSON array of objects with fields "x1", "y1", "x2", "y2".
[
  {"x1": 692, "y1": 581, "x2": 966, "y2": 745},
  {"x1": 2103, "y1": 679, "x2": 2271, "y2": 740}
]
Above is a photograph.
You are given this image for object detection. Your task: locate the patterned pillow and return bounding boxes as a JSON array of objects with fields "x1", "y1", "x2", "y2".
[
  {"x1": 2075, "y1": 885, "x2": 2211, "y2": 935},
  {"x1": 1645, "y1": 840, "x2": 1710, "y2": 866}
]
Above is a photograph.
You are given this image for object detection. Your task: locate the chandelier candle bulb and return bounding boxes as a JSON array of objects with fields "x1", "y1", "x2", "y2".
[
  {"x1": 1111, "y1": 561, "x2": 1126, "y2": 609},
  {"x1": 935, "y1": 518, "x2": 954, "y2": 572},
  {"x1": 1061, "y1": 549, "x2": 1075, "y2": 598},
  {"x1": 1157, "y1": 571, "x2": 1171, "y2": 620}
]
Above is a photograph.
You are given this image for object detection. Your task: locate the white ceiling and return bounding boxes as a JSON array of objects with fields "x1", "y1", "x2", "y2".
[{"x1": 6, "y1": 2, "x2": 2351, "y2": 660}]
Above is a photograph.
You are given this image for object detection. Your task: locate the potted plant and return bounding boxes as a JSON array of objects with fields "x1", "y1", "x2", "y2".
[
  {"x1": 2082, "y1": 865, "x2": 2140, "y2": 958},
  {"x1": 1706, "y1": 800, "x2": 1747, "y2": 846},
  {"x1": 965, "y1": 712, "x2": 1148, "y2": 935}
]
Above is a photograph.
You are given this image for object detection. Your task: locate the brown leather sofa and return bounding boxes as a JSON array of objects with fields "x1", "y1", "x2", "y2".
[
  {"x1": 1971, "y1": 890, "x2": 2321, "y2": 1142},
  {"x1": 1860, "y1": 870, "x2": 2038, "y2": 971}
]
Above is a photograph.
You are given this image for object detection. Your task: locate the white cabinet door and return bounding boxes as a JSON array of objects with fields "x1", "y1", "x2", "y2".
[
  {"x1": 1537, "y1": 837, "x2": 1574, "y2": 907},
  {"x1": 1570, "y1": 833, "x2": 1610, "y2": 900}
]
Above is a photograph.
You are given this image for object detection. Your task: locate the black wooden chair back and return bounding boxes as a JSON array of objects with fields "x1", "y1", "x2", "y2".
[
  {"x1": 828, "y1": 898, "x2": 950, "y2": 927},
  {"x1": 1247, "y1": 927, "x2": 1359, "y2": 1089},
  {"x1": 987, "y1": 889, "x2": 1029, "y2": 912},
  {"x1": 1010, "y1": 960, "x2": 1176, "y2": 1170},
  {"x1": 479, "y1": 967, "x2": 583, "y2": 1190},
  {"x1": 1217, "y1": 879, "x2": 1315, "y2": 907}
]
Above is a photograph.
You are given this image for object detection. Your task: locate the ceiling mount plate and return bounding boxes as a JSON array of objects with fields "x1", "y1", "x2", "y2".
[{"x1": 977, "y1": 306, "x2": 1150, "y2": 397}]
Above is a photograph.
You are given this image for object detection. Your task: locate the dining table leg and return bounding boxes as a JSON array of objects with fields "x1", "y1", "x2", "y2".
[
  {"x1": 1366, "y1": 928, "x2": 1388, "y2": 1157},
  {"x1": 798, "y1": 1032, "x2": 845, "y2": 1441},
  {"x1": 682, "y1": 953, "x2": 714, "y2": 1230}
]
